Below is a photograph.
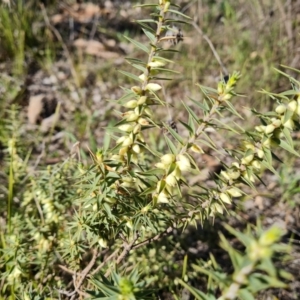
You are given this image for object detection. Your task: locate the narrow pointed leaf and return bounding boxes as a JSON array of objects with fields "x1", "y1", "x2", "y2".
[
  {"x1": 118, "y1": 70, "x2": 142, "y2": 82},
  {"x1": 164, "y1": 122, "x2": 185, "y2": 145},
  {"x1": 124, "y1": 36, "x2": 149, "y2": 53},
  {"x1": 167, "y1": 9, "x2": 192, "y2": 19},
  {"x1": 181, "y1": 100, "x2": 200, "y2": 123},
  {"x1": 142, "y1": 28, "x2": 156, "y2": 42},
  {"x1": 164, "y1": 135, "x2": 178, "y2": 154}
]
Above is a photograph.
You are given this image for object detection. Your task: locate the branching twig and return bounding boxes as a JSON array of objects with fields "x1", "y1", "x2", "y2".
[
  {"x1": 131, "y1": 225, "x2": 175, "y2": 250},
  {"x1": 91, "y1": 248, "x2": 119, "y2": 276},
  {"x1": 104, "y1": 233, "x2": 140, "y2": 277},
  {"x1": 70, "y1": 248, "x2": 99, "y2": 299},
  {"x1": 58, "y1": 249, "x2": 99, "y2": 298}
]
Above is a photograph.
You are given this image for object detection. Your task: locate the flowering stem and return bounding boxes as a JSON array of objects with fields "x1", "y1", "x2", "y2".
[
  {"x1": 180, "y1": 101, "x2": 220, "y2": 155},
  {"x1": 141, "y1": 4, "x2": 167, "y2": 91}
]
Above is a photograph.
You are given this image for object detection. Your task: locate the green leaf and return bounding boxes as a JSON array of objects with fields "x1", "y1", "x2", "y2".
[
  {"x1": 176, "y1": 278, "x2": 214, "y2": 300},
  {"x1": 190, "y1": 98, "x2": 210, "y2": 113},
  {"x1": 237, "y1": 289, "x2": 255, "y2": 300},
  {"x1": 259, "y1": 88, "x2": 289, "y2": 101},
  {"x1": 282, "y1": 126, "x2": 294, "y2": 148},
  {"x1": 137, "y1": 19, "x2": 157, "y2": 24},
  {"x1": 167, "y1": 9, "x2": 192, "y2": 19},
  {"x1": 164, "y1": 135, "x2": 178, "y2": 154},
  {"x1": 181, "y1": 100, "x2": 200, "y2": 124},
  {"x1": 151, "y1": 77, "x2": 172, "y2": 81},
  {"x1": 151, "y1": 67, "x2": 180, "y2": 74},
  {"x1": 212, "y1": 118, "x2": 241, "y2": 134},
  {"x1": 164, "y1": 122, "x2": 185, "y2": 145},
  {"x1": 134, "y1": 4, "x2": 158, "y2": 8},
  {"x1": 136, "y1": 21, "x2": 157, "y2": 33},
  {"x1": 125, "y1": 57, "x2": 146, "y2": 65},
  {"x1": 118, "y1": 70, "x2": 142, "y2": 83},
  {"x1": 279, "y1": 140, "x2": 300, "y2": 157},
  {"x1": 165, "y1": 19, "x2": 191, "y2": 25},
  {"x1": 152, "y1": 55, "x2": 174, "y2": 63},
  {"x1": 257, "y1": 257, "x2": 276, "y2": 277},
  {"x1": 178, "y1": 120, "x2": 194, "y2": 136},
  {"x1": 124, "y1": 36, "x2": 149, "y2": 53},
  {"x1": 142, "y1": 28, "x2": 156, "y2": 43},
  {"x1": 224, "y1": 99, "x2": 244, "y2": 119},
  {"x1": 283, "y1": 107, "x2": 294, "y2": 123},
  {"x1": 131, "y1": 64, "x2": 147, "y2": 73},
  {"x1": 223, "y1": 224, "x2": 253, "y2": 247}
]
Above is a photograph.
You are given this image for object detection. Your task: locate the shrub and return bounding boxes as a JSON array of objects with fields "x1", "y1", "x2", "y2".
[{"x1": 0, "y1": 1, "x2": 299, "y2": 299}]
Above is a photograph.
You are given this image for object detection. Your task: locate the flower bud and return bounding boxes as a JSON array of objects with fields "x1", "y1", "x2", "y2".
[
  {"x1": 122, "y1": 136, "x2": 133, "y2": 147},
  {"x1": 99, "y1": 238, "x2": 108, "y2": 248},
  {"x1": 227, "y1": 187, "x2": 242, "y2": 197},
  {"x1": 214, "y1": 203, "x2": 224, "y2": 214},
  {"x1": 251, "y1": 160, "x2": 261, "y2": 170},
  {"x1": 144, "y1": 107, "x2": 153, "y2": 117},
  {"x1": 133, "y1": 124, "x2": 141, "y2": 134},
  {"x1": 118, "y1": 124, "x2": 134, "y2": 132},
  {"x1": 282, "y1": 118, "x2": 294, "y2": 130},
  {"x1": 125, "y1": 112, "x2": 139, "y2": 122},
  {"x1": 275, "y1": 104, "x2": 286, "y2": 115},
  {"x1": 255, "y1": 125, "x2": 266, "y2": 133},
  {"x1": 259, "y1": 226, "x2": 283, "y2": 246},
  {"x1": 164, "y1": 1, "x2": 170, "y2": 12},
  {"x1": 256, "y1": 148, "x2": 264, "y2": 159},
  {"x1": 161, "y1": 154, "x2": 176, "y2": 165},
  {"x1": 272, "y1": 119, "x2": 282, "y2": 128},
  {"x1": 137, "y1": 96, "x2": 147, "y2": 105},
  {"x1": 155, "y1": 162, "x2": 166, "y2": 169},
  {"x1": 126, "y1": 220, "x2": 133, "y2": 229},
  {"x1": 157, "y1": 191, "x2": 169, "y2": 203},
  {"x1": 148, "y1": 60, "x2": 165, "y2": 68},
  {"x1": 119, "y1": 146, "x2": 129, "y2": 156},
  {"x1": 145, "y1": 83, "x2": 162, "y2": 92},
  {"x1": 139, "y1": 73, "x2": 147, "y2": 81},
  {"x1": 243, "y1": 142, "x2": 255, "y2": 151},
  {"x1": 220, "y1": 170, "x2": 231, "y2": 181},
  {"x1": 262, "y1": 138, "x2": 271, "y2": 148},
  {"x1": 116, "y1": 136, "x2": 126, "y2": 144},
  {"x1": 131, "y1": 86, "x2": 142, "y2": 94},
  {"x1": 165, "y1": 173, "x2": 177, "y2": 187},
  {"x1": 243, "y1": 171, "x2": 255, "y2": 183},
  {"x1": 218, "y1": 82, "x2": 225, "y2": 94},
  {"x1": 191, "y1": 144, "x2": 204, "y2": 153},
  {"x1": 220, "y1": 192, "x2": 232, "y2": 204},
  {"x1": 287, "y1": 100, "x2": 297, "y2": 112},
  {"x1": 264, "y1": 124, "x2": 275, "y2": 134},
  {"x1": 176, "y1": 154, "x2": 191, "y2": 171},
  {"x1": 132, "y1": 144, "x2": 141, "y2": 154},
  {"x1": 138, "y1": 117, "x2": 149, "y2": 125},
  {"x1": 241, "y1": 153, "x2": 254, "y2": 165},
  {"x1": 123, "y1": 100, "x2": 138, "y2": 109},
  {"x1": 173, "y1": 166, "x2": 181, "y2": 180},
  {"x1": 229, "y1": 169, "x2": 241, "y2": 180},
  {"x1": 232, "y1": 162, "x2": 240, "y2": 168}
]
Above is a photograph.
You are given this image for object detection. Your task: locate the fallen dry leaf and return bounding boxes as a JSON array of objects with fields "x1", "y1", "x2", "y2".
[{"x1": 28, "y1": 94, "x2": 44, "y2": 124}]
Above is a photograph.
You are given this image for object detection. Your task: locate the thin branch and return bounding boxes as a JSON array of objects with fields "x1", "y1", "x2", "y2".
[
  {"x1": 40, "y1": 3, "x2": 80, "y2": 88},
  {"x1": 70, "y1": 249, "x2": 99, "y2": 299},
  {"x1": 105, "y1": 233, "x2": 140, "y2": 277},
  {"x1": 131, "y1": 226, "x2": 174, "y2": 250},
  {"x1": 58, "y1": 249, "x2": 99, "y2": 298},
  {"x1": 192, "y1": 21, "x2": 228, "y2": 75},
  {"x1": 91, "y1": 248, "x2": 119, "y2": 276},
  {"x1": 58, "y1": 264, "x2": 76, "y2": 275}
]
